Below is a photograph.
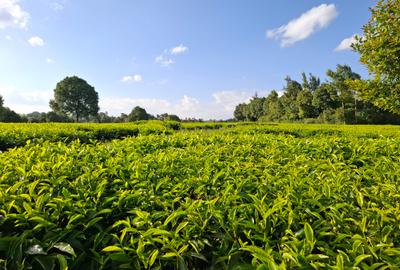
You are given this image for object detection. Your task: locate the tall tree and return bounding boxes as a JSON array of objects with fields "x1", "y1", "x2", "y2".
[
  {"x1": 351, "y1": 0, "x2": 400, "y2": 115},
  {"x1": 281, "y1": 77, "x2": 302, "y2": 120},
  {"x1": 296, "y1": 90, "x2": 316, "y2": 118},
  {"x1": 247, "y1": 96, "x2": 265, "y2": 121},
  {"x1": 50, "y1": 76, "x2": 99, "y2": 122},
  {"x1": 312, "y1": 83, "x2": 340, "y2": 113},
  {"x1": 302, "y1": 73, "x2": 320, "y2": 93},
  {"x1": 327, "y1": 65, "x2": 361, "y2": 123},
  {"x1": 0, "y1": 95, "x2": 4, "y2": 107}
]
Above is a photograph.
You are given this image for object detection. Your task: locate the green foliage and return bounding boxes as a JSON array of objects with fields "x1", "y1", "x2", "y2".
[
  {"x1": 351, "y1": 0, "x2": 400, "y2": 115},
  {"x1": 0, "y1": 123, "x2": 400, "y2": 269},
  {"x1": 157, "y1": 113, "x2": 181, "y2": 122},
  {"x1": 234, "y1": 65, "x2": 400, "y2": 124},
  {"x1": 0, "y1": 107, "x2": 23, "y2": 123},
  {"x1": 0, "y1": 121, "x2": 176, "y2": 151},
  {"x1": 128, "y1": 106, "x2": 151, "y2": 121},
  {"x1": 50, "y1": 76, "x2": 100, "y2": 122}
]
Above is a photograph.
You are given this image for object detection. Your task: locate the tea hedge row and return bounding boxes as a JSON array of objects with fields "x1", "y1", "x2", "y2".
[
  {"x1": 0, "y1": 126, "x2": 399, "y2": 269},
  {"x1": 0, "y1": 121, "x2": 181, "y2": 151},
  {"x1": 2, "y1": 121, "x2": 399, "y2": 152}
]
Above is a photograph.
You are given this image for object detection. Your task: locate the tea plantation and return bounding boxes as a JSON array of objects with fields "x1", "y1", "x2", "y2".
[{"x1": 0, "y1": 122, "x2": 399, "y2": 269}]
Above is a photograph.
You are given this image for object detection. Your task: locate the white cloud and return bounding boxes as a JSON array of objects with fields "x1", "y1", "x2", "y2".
[
  {"x1": 46, "y1": 58, "x2": 54, "y2": 64},
  {"x1": 155, "y1": 44, "x2": 187, "y2": 67},
  {"x1": 28, "y1": 36, "x2": 45, "y2": 47},
  {"x1": 155, "y1": 55, "x2": 175, "y2": 67},
  {"x1": 212, "y1": 91, "x2": 253, "y2": 112},
  {"x1": 335, "y1": 34, "x2": 357, "y2": 51},
  {"x1": 170, "y1": 44, "x2": 188, "y2": 55},
  {"x1": 5, "y1": 35, "x2": 11, "y2": 40},
  {"x1": 0, "y1": 0, "x2": 29, "y2": 29},
  {"x1": 133, "y1": 74, "x2": 142, "y2": 82},
  {"x1": 267, "y1": 3, "x2": 338, "y2": 47},
  {"x1": 121, "y1": 74, "x2": 142, "y2": 82},
  {"x1": 0, "y1": 86, "x2": 52, "y2": 113}
]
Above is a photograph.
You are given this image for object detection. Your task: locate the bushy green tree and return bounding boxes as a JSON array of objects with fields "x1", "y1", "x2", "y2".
[
  {"x1": 234, "y1": 103, "x2": 247, "y2": 121},
  {"x1": 326, "y1": 65, "x2": 361, "y2": 123},
  {"x1": 312, "y1": 83, "x2": 340, "y2": 113},
  {"x1": 296, "y1": 90, "x2": 316, "y2": 118},
  {"x1": 0, "y1": 107, "x2": 23, "y2": 122},
  {"x1": 46, "y1": 111, "x2": 72, "y2": 122},
  {"x1": 351, "y1": 0, "x2": 400, "y2": 115},
  {"x1": 157, "y1": 113, "x2": 181, "y2": 122},
  {"x1": 50, "y1": 76, "x2": 99, "y2": 122},
  {"x1": 128, "y1": 106, "x2": 150, "y2": 121}
]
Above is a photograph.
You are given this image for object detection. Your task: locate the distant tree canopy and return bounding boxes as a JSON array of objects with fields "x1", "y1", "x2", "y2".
[
  {"x1": 128, "y1": 106, "x2": 151, "y2": 121},
  {"x1": 350, "y1": 0, "x2": 400, "y2": 115},
  {"x1": 157, "y1": 113, "x2": 181, "y2": 122},
  {"x1": 50, "y1": 76, "x2": 99, "y2": 122},
  {"x1": 234, "y1": 65, "x2": 400, "y2": 124},
  {"x1": 0, "y1": 95, "x2": 24, "y2": 122}
]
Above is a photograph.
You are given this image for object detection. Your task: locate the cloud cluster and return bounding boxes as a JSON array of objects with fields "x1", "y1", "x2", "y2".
[
  {"x1": 155, "y1": 55, "x2": 175, "y2": 67},
  {"x1": 0, "y1": 0, "x2": 29, "y2": 29},
  {"x1": 267, "y1": 3, "x2": 338, "y2": 47},
  {"x1": 335, "y1": 34, "x2": 357, "y2": 51},
  {"x1": 28, "y1": 36, "x2": 45, "y2": 47},
  {"x1": 121, "y1": 74, "x2": 143, "y2": 83},
  {"x1": 170, "y1": 44, "x2": 188, "y2": 55},
  {"x1": 155, "y1": 44, "x2": 188, "y2": 67},
  {"x1": 0, "y1": 86, "x2": 52, "y2": 113}
]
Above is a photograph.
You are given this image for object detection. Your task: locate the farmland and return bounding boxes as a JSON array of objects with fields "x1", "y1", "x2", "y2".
[{"x1": 0, "y1": 122, "x2": 400, "y2": 269}]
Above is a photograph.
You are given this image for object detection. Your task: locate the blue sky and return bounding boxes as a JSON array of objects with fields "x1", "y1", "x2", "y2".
[{"x1": 0, "y1": 0, "x2": 374, "y2": 119}]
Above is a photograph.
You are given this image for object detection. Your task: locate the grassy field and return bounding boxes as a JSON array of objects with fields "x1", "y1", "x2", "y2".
[{"x1": 0, "y1": 122, "x2": 399, "y2": 269}]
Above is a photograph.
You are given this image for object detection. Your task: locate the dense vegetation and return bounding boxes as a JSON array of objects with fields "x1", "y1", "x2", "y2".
[
  {"x1": 234, "y1": 65, "x2": 400, "y2": 124},
  {"x1": 0, "y1": 122, "x2": 400, "y2": 269},
  {"x1": 0, "y1": 121, "x2": 182, "y2": 151},
  {"x1": 351, "y1": 0, "x2": 400, "y2": 115}
]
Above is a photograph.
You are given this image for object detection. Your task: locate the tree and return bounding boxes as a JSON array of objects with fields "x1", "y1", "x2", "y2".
[
  {"x1": 128, "y1": 106, "x2": 150, "y2": 121},
  {"x1": 0, "y1": 95, "x2": 4, "y2": 107},
  {"x1": 0, "y1": 107, "x2": 23, "y2": 122},
  {"x1": 46, "y1": 111, "x2": 72, "y2": 122},
  {"x1": 50, "y1": 76, "x2": 99, "y2": 122},
  {"x1": 247, "y1": 96, "x2": 265, "y2": 121},
  {"x1": 312, "y1": 83, "x2": 340, "y2": 113},
  {"x1": 327, "y1": 65, "x2": 361, "y2": 123},
  {"x1": 26, "y1": 111, "x2": 47, "y2": 123},
  {"x1": 296, "y1": 90, "x2": 316, "y2": 118},
  {"x1": 351, "y1": 0, "x2": 400, "y2": 115},
  {"x1": 157, "y1": 113, "x2": 181, "y2": 122},
  {"x1": 263, "y1": 91, "x2": 284, "y2": 121},
  {"x1": 234, "y1": 103, "x2": 247, "y2": 121},
  {"x1": 302, "y1": 73, "x2": 320, "y2": 93}
]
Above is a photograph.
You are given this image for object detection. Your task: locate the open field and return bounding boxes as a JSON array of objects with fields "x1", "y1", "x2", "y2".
[{"x1": 1, "y1": 122, "x2": 400, "y2": 269}]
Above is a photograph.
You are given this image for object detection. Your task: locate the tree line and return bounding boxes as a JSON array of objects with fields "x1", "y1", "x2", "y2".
[
  {"x1": 234, "y1": 65, "x2": 400, "y2": 124},
  {"x1": 0, "y1": 76, "x2": 182, "y2": 123}
]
